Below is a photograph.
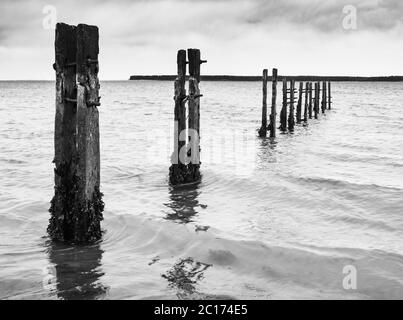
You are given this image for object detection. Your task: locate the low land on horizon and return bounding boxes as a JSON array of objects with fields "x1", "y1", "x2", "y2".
[{"x1": 129, "y1": 75, "x2": 403, "y2": 82}]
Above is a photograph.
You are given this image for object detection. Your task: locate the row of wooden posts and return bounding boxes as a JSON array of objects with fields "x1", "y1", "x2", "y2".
[
  {"x1": 258, "y1": 68, "x2": 332, "y2": 138},
  {"x1": 49, "y1": 23, "x2": 333, "y2": 244}
]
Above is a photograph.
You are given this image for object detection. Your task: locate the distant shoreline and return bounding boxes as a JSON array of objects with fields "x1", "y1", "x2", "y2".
[{"x1": 129, "y1": 75, "x2": 403, "y2": 82}]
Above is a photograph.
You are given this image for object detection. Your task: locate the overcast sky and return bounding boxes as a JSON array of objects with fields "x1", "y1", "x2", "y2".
[{"x1": 0, "y1": 0, "x2": 402, "y2": 80}]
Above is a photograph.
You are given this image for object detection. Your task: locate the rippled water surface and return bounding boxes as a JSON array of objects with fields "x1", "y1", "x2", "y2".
[{"x1": 0, "y1": 80, "x2": 402, "y2": 299}]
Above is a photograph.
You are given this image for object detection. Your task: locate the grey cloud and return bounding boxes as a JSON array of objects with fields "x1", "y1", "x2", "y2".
[
  {"x1": 1, "y1": 0, "x2": 402, "y2": 48},
  {"x1": 242, "y1": 0, "x2": 403, "y2": 32}
]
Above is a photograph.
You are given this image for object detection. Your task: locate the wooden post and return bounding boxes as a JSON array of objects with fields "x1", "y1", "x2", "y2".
[
  {"x1": 288, "y1": 80, "x2": 295, "y2": 132},
  {"x1": 269, "y1": 68, "x2": 277, "y2": 138},
  {"x1": 188, "y1": 48, "x2": 201, "y2": 141},
  {"x1": 296, "y1": 82, "x2": 303, "y2": 123},
  {"x1": 328, "y1": 82, "x2": 331, "y2": 110},
  {"x1": 321, "y1": 81, "x2": 326, "y2": 114},
  {"x1": 48, "y1": 23, "x2": 104, "y2": 243},
  {"x1": 48, "y1": 23, "x2": 78, "y2": 242},
  {"x1": 303, "y1": 82, "x2": 308, "y2": 122},
  {"x1": 308, "y1": 82, "x2": 313, "y2": 119},
  {"x1": 280, "y1": 78, "x2": 287, "y2": 132},
  {"x1": 258, "y1": 69, "x2": 268, "y2": 137},
  {"x1": 187, "y1": 48, "x2": 202, "y2": 182},
  {"x1": 314, "y1": 82, "x2": 319, "y2": 119},
  {"x1": 75, "y1": 24, "x2": 103, "y2": 242},
  {"x1": 169, "y1": 50, "x2": 187, "y2": 185}
]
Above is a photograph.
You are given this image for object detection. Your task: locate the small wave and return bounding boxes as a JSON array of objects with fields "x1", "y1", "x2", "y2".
[
  {"x1": 325, "y1": 214, "x2": 399, "y2": 233},
  {"x1": 0, "y1": 158, "x2": 28, "y2": 165},
  {"x1": 289, "y1": 176, "x2": 403, "y2": 194}
]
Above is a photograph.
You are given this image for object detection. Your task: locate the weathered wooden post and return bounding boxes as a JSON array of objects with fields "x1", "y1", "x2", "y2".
[
  {"x1": 308, "y1": 82, "x2": 313, "y2": 119},
  {"x1": 169, "y1": 50, "x2": 187, "y2": 185},
  {"x1": 279, "y1": 78, "x2": 287, "y2": 132},
  {"x1": 288, "y1": 79, "x2": 295, "y2": 132},
  {"x1": 75, "y1": 24, "x2": 103, "y2": 242},
  {"x1": 328, "y1": 82, "x2": 331, "y2": 110},
  {"x1": 321, "y1": 81, "x2": 327, "y2": 114},
  {"x1": 187, "y1": 48, "x2": 203, "y2": 182},
  {"x1": 296, "y1": 82, "x2": 303, "y2": 123},
  {"x1": 303, "y1": 82, "x2": 308, "y2": 122},
  {"x1": 269, "y1": 68, "x2": 277, "y2": 138},
  {"x1": 48, "y1": 23, "x2": 104, "y2": 243},
  {"x1": 258, "y1": 69, "x2": 268, "y2": 137},
  {"x1": 314, "y1": 82, "x2": 319, "y2": 119},
  {"x1": 49, "y1": 23, "x2": 78, "y2": 243}
]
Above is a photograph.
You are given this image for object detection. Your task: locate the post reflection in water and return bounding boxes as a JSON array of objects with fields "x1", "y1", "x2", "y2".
[
  {"x1": 164, "y1": 182, "x2": 202, "y2": 224},
  {"x1": 162, "y1": 257, "x2": 212, "y2": 299},
  {"x1": 256, "y1": 138, "x2": 278, "y2": 168},
  {"x1": 46, "y1": 241, "x2": 108, "y2": 300}
]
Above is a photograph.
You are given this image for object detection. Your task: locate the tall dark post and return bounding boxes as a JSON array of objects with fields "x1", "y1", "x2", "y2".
[
  {"x1": 280, "y1": 78, "x2": 287, "y2": 132},
  {"x1": 296, "y1": 82, "x2": 303, "y2": 123},
  {"x1": 328, "y1": 82, "x2": 332, "y2": 110},
  {"x1": 49, "y1": 23, "x2": 78, "y2": 243},
  {"x1": 258, "y1": 69, "x2": 268, "y2": 137},
  {"x1": 75, "y1": 24, "x2": 103, "y2": 242},
  {"x1": 303, "y1": 82, "x2": 308, "y2": 122},
  {"x1": 169, "y1": 50, "x2": 187, "y2": 185},
  {"x1": 314, "y1": 82, "x2": 319, "y2": 119},
  {"x1": 187, "y1": 48, "x2": 202, "y2": 182},
  {"x1": 288, "y1": 79, "x2": 295, "y2": 132},
  {"x1": 321, "y1": 81, "x2": 326, "y2": 114},
  {"x1": 308, "y1": 82, "x2": 313, "y2": 119},
  {"x1": 269, "y1": 68, "x2": 278, "y2": 138},
  {"x1": 49, "y1": 23, "x2": 104, "y2": 243}
]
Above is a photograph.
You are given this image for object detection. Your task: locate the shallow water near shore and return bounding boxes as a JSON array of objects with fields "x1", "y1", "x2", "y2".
[{"x1": 0, "y1": 80, "x2": 402, "y2": 299}]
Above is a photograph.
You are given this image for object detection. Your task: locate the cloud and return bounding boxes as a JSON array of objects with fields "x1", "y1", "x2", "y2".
[
  {"x1": 1, "y1": 0, "x2": 402, "y2": 45},
  {"x1": 243, "y1": 0, "x2": 403, "y2": 32},
  {"x1": 0, "y1": 0, "x2": 402, "y2": 79}
]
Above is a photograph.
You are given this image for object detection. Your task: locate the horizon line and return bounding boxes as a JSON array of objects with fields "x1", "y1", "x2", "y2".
[{"x1": 1, "y1": 74, "x2": 403, "y2": 82}]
